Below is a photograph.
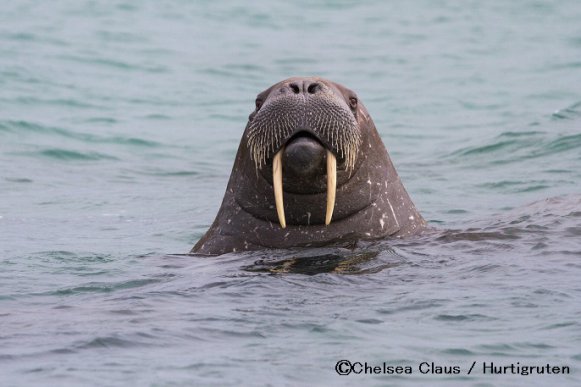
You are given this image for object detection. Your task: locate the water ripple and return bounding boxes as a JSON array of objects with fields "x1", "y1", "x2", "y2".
[
  {"x1": 448, "y1": 128, "x2": 581, "y2": 166},
  {"x1": 552, "y1": 101, "x2": 581, "y2": 119},
  {"x1": 36, "y1": 148, "x2": 119, "y2": 161},
  {"x1": 0, "y1": 120, "x2": 161, "y2": 148},
  {"x1": 51, "y1": 279, "x2": 162, "y2": 296}
]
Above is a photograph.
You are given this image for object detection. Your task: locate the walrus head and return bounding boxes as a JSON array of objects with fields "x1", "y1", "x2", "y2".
[
  {"x1": 247, "y1": 77, "x2": 364, "y2": 227},
  {"x1": 192, "y1": 77, "x2": 425, "y2": 255}
]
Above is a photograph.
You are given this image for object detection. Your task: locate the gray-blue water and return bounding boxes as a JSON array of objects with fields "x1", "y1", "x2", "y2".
[{"x1": 1, "y1": 1, "x2": 581, "y2": 385}]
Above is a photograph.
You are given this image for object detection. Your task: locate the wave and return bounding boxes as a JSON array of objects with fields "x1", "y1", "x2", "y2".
[
  {"x1": 448, "y1": 130, "x2": 581, "y2": 164},
  {"x1": 36, "y1": 148, "x2": 119, "y2": 161},
  {"x1": 448, "y1": 101, "x2": 581, "y2": 163},
  {"x1": 0, "y1": 120, "x2": 161, "y2": 148},
  {"x1": 552, "y1": 101, "x2": 581, "y2": 120}
]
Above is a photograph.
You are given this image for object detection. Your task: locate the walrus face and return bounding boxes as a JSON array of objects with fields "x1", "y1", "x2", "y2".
[{"x1": 244, "y1": 77, "x2": 368, "y2": 228}]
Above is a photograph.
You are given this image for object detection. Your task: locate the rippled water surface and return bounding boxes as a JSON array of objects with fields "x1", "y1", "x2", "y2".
[{"x1": 1, "y1": 1, "x2": 581, "y2": 385}]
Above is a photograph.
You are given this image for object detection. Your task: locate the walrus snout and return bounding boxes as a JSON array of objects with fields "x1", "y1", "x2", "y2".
[
  {"x1": 246, "y1": 77, "x2": 361, "y2": 172},
  {"x1": 283, "y1": 136, "x2": 326, "y2": 176}
]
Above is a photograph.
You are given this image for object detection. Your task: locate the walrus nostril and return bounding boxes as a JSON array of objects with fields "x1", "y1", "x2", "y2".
[
  {"x1": 288, "y1": 81, "x2": 320, "y2": 95},
  {"x1": 289, "y1": 83, "x2": 300, "y2": 94},
  {"x1": 307, "y1": 82, "x2": 320, "y2": 94}
]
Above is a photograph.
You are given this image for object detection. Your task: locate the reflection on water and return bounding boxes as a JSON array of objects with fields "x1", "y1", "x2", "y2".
[{"x1": 242, "y1": 249, "x2": 389, "y2": 275}]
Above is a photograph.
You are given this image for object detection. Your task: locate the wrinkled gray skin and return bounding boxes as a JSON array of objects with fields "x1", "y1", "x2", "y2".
[{"x1": 192, "y1": 77, "x2": 426, "y2": 255}]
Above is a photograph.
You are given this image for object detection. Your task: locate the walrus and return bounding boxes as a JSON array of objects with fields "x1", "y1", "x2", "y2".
[{"x1": 192, "y1": 77, "x2": 426, "y2": 255}]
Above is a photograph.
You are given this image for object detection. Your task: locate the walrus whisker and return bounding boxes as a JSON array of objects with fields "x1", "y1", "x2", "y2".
[
  {"x1": 326, "y1": 150, "x2": 337, "y2": 225},
  {"x1": 273, "y1": 147, "x2": 286, "y2": 228}
]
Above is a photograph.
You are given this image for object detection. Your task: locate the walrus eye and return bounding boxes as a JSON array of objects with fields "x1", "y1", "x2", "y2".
[
  {"x1": 255, "y1": 99, "x2": 263, "y2": 110},
  {"x1": 349, "y1": 97, "x2": 358, "y2": 109}
]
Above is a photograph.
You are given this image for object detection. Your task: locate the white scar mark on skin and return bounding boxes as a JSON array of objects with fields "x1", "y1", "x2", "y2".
[
  {"x1": 386, "y1": 198, "x2": 399, "y2": 228},
  {"x1": 358, "y1": 106, "x2": 369, "y2": 121}
]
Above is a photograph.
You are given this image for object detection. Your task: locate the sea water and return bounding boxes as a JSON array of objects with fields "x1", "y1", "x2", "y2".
[{"x1": 1, "y1": 1, "x2": 581, "y2": 385}]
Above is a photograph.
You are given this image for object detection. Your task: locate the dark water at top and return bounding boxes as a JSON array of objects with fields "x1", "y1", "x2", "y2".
[{"x1": 1, "y1": 1, "x2": 581, "y2": 385}]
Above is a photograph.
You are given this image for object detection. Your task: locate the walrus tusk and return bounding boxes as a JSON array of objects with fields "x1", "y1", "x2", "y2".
[
  {"x1": 273, "y1": 147, "x2": 286, "y2": 228},
  {"x1": 273, "y1": 147, "x2": 335, "y2": 228},
  {"x1": 326, "y1": 150, "x2": 336, "y2": 225}
]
